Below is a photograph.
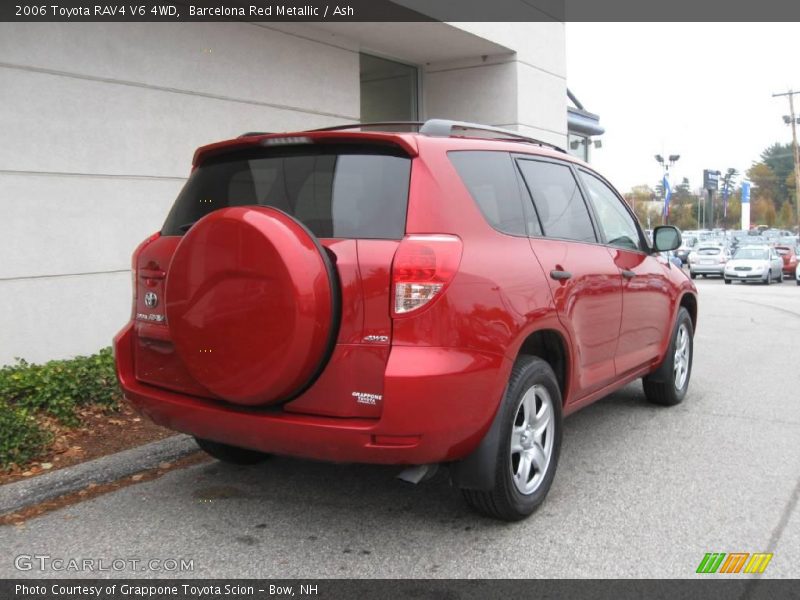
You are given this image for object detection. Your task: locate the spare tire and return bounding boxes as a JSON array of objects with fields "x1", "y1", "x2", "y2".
[{"x1": 165, "y1": 206, "x2": 340, "y2": 406}]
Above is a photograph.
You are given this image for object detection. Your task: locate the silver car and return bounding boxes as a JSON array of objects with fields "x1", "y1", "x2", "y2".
[
  {"x1": 723, "y1": 246, "x2": 784, "y2": 285},
  {"x1": 688, "y1": 245, "x2": 730, "y2": 279}
]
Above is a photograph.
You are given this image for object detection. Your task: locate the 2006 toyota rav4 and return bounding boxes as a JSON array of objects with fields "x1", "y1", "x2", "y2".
[{"x1": 114, "y1": 120, "x2": 697, "y2": 521}]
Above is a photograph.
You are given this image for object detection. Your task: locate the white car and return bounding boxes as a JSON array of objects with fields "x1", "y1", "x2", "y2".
[
  {"x1": 688, "y1": 245, "x2": 730, "y2": 279},
  {"x1": 796, "y1": 263, "x2": 800, "y2": 286},
  {"x1": 724, "y1": 246, "x2": 784, "y2": 285}
]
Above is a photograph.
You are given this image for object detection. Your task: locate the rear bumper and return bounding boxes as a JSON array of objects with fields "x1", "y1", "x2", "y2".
[
  {"x1": 690, "y1": 264, "x2": 724, "y2": 274},
  {"x1": 114, "y1": 323, "x2": 508, "y2": 465}
]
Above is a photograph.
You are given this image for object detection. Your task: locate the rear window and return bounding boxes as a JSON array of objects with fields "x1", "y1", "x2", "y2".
[
  {"x1": 162, "y1": 144, "x2": 411, "y2": 239},
  {"x1": 698, "y1": 247, "x2": 721, "y2": 255}
]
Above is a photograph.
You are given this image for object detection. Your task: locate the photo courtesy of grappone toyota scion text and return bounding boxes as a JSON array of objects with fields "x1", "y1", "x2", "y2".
[{"x1": 114, "y1": 120, "x2": 698, "y2": 521}]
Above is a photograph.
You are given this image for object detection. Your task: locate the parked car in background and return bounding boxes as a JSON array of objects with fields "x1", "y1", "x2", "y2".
[
  {"x1": 113, "y1": 120, "x2": 698, "y2": 521},
  {"x1": 775, "y1": 245, "x2": 799, "y2": 277},
  {"x1": 688, "y1": 245, "x2": 730, "y2": 279},
  {"x1": 724, "y1": 246, "x2": 784, "y2": 285},
  {"x1": 674, "y1": 237, "x2": 697, "y2": 265}
]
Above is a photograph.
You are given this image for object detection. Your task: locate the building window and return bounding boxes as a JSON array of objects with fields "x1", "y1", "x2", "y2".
[{"x1": 360, "y1": 53, "x2": 418, "y2": 122}]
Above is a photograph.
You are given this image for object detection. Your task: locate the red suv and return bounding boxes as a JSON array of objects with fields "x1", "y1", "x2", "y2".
[{"x1": 114, "y1": 120, "x2": 697, "y2": 520}]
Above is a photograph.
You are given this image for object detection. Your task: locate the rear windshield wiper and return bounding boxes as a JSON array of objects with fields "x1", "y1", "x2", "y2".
[{"x1": 178, "y1": 221, "x2": 196, "y2": 232}]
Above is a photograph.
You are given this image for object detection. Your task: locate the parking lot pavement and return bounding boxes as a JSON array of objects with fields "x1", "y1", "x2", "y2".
[{"x1": 1, "y1": 277, "x2": 798, "y2": 579}]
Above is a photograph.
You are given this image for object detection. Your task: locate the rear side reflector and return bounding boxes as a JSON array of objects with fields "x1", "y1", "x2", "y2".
[
  {"x1": 371, "y1": 434, "x2": 421, "y2": 447},
  {"x1": 391, "y1": 235, "x2": 462, "y2": 315}
]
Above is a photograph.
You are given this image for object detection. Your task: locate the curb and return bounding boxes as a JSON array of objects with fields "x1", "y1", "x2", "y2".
[{"x1": 0, "y1": 434, "x2": 198, "y2": 516}]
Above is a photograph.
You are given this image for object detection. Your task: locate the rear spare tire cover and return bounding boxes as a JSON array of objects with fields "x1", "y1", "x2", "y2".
[{"x1": 165, "y1": 206, "x2": 339, "y2": 406}]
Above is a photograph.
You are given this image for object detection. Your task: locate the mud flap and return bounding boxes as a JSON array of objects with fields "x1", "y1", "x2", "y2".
[{"x1": 449, "y1": 394, "x2": 506, "y2": 491}]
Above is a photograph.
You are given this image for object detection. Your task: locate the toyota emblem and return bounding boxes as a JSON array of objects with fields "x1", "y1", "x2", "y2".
[{"x1": 144, "y1": 291, "x2": 158, "y2": 308}]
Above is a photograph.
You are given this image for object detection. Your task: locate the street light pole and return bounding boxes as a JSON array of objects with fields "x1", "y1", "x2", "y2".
[{"x1": 773, "y1": 89, "x2": 800, "y2": 236}]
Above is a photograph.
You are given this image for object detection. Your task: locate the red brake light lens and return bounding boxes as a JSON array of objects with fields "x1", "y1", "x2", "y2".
[{"x1": 392, "y1": 235, "x2": 462, "y2": 316}]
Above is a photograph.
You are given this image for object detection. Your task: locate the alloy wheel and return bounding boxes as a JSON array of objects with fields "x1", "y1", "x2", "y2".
[
  {"x1": 673, "y1": 323, "x2": 690, "y2": 391},
  {"x1": 509, "y1": 384, "x2": 555, "y2": 495}
]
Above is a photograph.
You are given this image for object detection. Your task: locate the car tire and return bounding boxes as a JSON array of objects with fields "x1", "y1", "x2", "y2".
[
  {"x1": 724, "y1": 278, "x2": 731, "y2": 285},
  {"x1": 690, "y1": 272, "x2": 697, "y2": 279},
  {"x1": 642, "y1": 307, "x2": 694, "y2": 407},
  {"x1": 461, "y1": 355, "x2": 563, "y2": 521},
  {"x1": 194, "y1": 438, "x2": 270, "y2": 465},
  {"x1": 765, "y1": 271, "x2": 772, "y2": 285}
]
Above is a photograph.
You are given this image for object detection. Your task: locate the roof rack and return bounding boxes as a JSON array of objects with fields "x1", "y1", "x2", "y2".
[
  {"x1": 307, "y1": 122, "x2": 425, "y2": 132},
  {"x1": 419, "y1": 119, "x2": 566, "y2": 153},
  {"x1": 238, "y1": 119, "x2": 566, "y2": 153}
]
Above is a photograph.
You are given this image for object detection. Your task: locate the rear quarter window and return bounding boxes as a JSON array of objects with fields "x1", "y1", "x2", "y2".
[
  {"x1": 448, "y1": 151, "x2": 534, "y2": 236},
  {"x1": 162, "y1": 144, "x2": 411, "y2": 239}
]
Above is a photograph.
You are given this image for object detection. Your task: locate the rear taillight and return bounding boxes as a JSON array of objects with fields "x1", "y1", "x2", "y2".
[
  {"x1": 131, "y1": 232, "x2": 161, "y2": 318},
  {"x1": 391, "y1": 235, "x2": 462, "y2": 316}
]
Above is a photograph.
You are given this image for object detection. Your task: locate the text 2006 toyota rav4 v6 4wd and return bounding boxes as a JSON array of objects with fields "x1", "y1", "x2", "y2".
[{"x1": 114, "y1": 120, "x2": 697, "y2": 520}]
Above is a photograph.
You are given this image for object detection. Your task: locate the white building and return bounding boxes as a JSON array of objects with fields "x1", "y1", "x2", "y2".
[{"x1": 0, "y1": 21, "x2": 599, "y2": 364}]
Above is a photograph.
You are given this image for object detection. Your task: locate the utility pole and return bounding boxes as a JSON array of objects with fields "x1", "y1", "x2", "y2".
[{"x1": 773, "y1": 89, "x2": 800, "y2": 236}]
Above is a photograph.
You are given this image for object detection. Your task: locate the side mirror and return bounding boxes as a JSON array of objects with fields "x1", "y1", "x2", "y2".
[{"x1": 653, "y1": 226, "x2": 682, "y2": 252}]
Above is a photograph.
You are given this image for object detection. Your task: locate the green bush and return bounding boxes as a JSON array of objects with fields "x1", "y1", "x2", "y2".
[
  {"x1": 0, "y1": 399, "x2": 52, "y2": 470},
  {"x1": 0, "y1": 347, "x2": 121, "y2": 426}
]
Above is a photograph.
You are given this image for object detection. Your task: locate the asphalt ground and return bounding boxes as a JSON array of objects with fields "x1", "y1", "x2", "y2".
[{"x1": 2, "y1": 276, "x2": 799, "y2": 579}]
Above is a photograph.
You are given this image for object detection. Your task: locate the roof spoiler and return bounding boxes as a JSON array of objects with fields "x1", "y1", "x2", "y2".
[{"x1": 237, "y1": 119, "x2": 566, "y2": 153}]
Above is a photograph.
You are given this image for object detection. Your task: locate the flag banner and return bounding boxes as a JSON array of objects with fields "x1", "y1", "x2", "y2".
[
  {"x1": 663, "y1": 173, "x2": 672, "y2": 218},
  {"x1": 723, "y1": 182, "x2": 729, "y2": 218},
  {"x1": 741, "y1": 181, "x2": 751, "y2": 203}
]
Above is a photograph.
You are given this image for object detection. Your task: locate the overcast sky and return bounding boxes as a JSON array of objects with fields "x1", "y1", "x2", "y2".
[{"x1": 565, "y1": 22, "x2": 799, "y2": 194}]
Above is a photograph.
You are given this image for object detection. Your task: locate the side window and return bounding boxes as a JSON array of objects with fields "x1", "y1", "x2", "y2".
[
  {"x1": 448, "y1": 151, "x2": 529, "y2": 236},
  {"x1": 579, "y1": 171, "x2": 642, "y2": 251},
  {"x1": 516, "y1": 159, "x2": 597, "y2": 243}
]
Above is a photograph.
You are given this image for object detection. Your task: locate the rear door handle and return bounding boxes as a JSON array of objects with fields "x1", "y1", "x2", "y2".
[
  {"x1": 621, "y1": 269, "x2": 636, "y2": 279},
  {"x1": 550, "y1": 270, "x2": 572, "y2": 281}
]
